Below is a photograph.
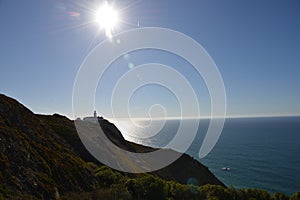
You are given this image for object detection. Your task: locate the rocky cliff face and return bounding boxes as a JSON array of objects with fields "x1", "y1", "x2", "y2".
[{"x1": 0, "y1": 94, "x2": 223, "y2": 198}]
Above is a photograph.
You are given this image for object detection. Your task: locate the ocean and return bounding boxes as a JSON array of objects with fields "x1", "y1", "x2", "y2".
[{"x1": 114, "y1": 116, "x2": 300, "y2": 195}]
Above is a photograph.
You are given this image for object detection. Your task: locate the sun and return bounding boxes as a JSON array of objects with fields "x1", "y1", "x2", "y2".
[{"x1": 94, "y1": 1, "x2": 119, "y2": 38}]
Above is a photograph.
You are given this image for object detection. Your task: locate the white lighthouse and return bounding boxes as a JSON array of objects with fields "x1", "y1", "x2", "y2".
[{"x1": 83, "y1": 110, "x2": 102, "y2": 123}]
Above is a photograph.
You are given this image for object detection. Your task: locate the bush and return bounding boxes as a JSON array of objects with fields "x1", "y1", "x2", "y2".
[
  {"x1": 200, "y1": 184, "x2": 231, "y2": 200},
  {"x1": 246, "y1": 188, "x2": 272, "y2": 200},
  {"x1": 94, "y1": 166, "x2": 123, "y2": 187},
  {"x1": 273, "y1": 192, "x2": 289, "y2": 200},
  {"x1": 290, "y1": 192, "x2": 300, "y2": 200},
  {"x1": 125, "y1": 174, "x2": 165, "y2": 200},
  {"x1": 110, "y1": 183, "x2": 132, "y2": 200}
]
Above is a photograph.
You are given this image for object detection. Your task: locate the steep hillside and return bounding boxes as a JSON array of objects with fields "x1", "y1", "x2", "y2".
[{"x1": 0, "y1": 94, "x2": 223, "y2": 198}]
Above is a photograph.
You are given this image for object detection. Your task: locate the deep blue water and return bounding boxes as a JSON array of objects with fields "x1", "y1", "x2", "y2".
[{"x1": 114, "y1": 116, "x2": 300, "y2": 195}]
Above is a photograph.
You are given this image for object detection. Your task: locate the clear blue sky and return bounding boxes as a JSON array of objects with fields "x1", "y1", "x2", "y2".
[{"x1": 0, "y1": 0, "x2": 300, "y2": 119}]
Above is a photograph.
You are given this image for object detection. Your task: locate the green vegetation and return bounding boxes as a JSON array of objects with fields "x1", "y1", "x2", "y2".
[{"x1": 58, "y1": 164, "x2": 300, "y2": 200}]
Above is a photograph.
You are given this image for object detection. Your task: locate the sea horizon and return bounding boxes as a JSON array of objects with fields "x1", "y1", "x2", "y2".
[{"x1": 73, "y1": 113, "x2": 300, "y2": 122}]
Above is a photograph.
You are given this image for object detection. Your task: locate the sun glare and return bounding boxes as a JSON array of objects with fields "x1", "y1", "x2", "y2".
[{"x1": 95, "y1": 2, "x2": 119, "y2": 38}]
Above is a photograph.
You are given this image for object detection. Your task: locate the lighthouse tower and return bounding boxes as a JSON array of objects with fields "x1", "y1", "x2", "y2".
[{"x1": 94, "y1": 110, "x2": 97, "y2": 118}]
